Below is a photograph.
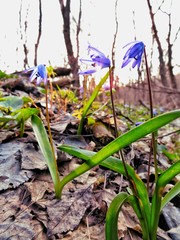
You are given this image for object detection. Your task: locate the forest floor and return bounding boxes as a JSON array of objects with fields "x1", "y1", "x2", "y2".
[{"x1": 0, "y1": 75, "x2": 179, "y2": 240}]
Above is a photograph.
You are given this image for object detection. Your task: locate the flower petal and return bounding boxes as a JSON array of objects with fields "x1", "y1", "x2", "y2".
[
  {"x1": 121, "y1": 41, "x2": 145, "y2": 69},
  {"x1": 79, "y1": 44, "x2": 110, "y2": 75}
]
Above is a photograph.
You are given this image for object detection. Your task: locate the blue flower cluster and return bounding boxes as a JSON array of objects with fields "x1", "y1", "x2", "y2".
[
  {"x1": 26, "y1": 41, "x2": 145, "y2": 84},
  {"x1": 79, "y1": 41, "x2": 145, "y2": 75}
]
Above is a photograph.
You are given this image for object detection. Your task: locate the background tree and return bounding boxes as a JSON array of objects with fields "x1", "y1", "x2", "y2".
[
  {"x1": 147, "y1": 0, "x2": 168, "y2": 87},
  {"x1": 58, "y1": 0, "x2": 82, "y2": 89},
  {"x1": 34, "y1": 0, "x2": 42, "y2": 66},
  {"x1": 18, "y1": 0, "x2": 29, "y2": 69},
  {"x1": 147, "y1": 0, "x2": 179, "y2": 88},
  {"x1": 164, "y1": 0, "x2": 179, "y2": 89}
]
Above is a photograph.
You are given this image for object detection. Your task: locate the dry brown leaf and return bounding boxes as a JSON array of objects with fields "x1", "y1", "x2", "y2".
[
  {"x1": 47, "y1": 187, "x2": 93, "y2": 238},
  {"x1": 0, "y1": 141, "x2": 33, "y2": 191},
  {"x1": 25, "y1": 180, "x2": 49, "y2": 202},
  {"x1": 21, "y1": 143, "x2": 47, "y2": 170}
]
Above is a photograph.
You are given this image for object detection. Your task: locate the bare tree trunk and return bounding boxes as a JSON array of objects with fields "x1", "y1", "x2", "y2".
[
  {"x1": 166, "y1": 5, "x2": 177, "y2": 89},
  {"x1": 19, "y1": 0, "x2": 29, "y2": 69},
  {"x1": 58, "y1": 0, "x2": 81, "y2": 89},
  {"x1": 146, "y1": 0, "x2": 168, "y2": 87},
  {"x1": 34, "y1": 0, "x2": 42, "y2": 66}
]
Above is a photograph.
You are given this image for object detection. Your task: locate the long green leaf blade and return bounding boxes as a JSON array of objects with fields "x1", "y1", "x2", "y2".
[
  {"x1": 105, "y1": 193, "x2": 150, "y2": 240},
  {"x1": 150, "y1": 160, "x2": 180, "y2": 239},
  {"x1": 31, "y1": 114, "x2": 61, "y2": 197},
  {"x1": 161, "y1": 181, "x2": 180, "y2": 210},
  {"x1": 77, "y1": 69, "x2": 110, "y2": 135},
  {"x1": 105, "y1": 192, "x2": 129, "y2": 240}
]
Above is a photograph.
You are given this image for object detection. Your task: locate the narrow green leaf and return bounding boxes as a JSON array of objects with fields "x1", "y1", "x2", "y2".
[
  {"x1": 161, "y1": 181, "x2": 180, "y2": 210},
  {"x1": 127, "y1": 195, "x2": 150, "y2": 240},
  {"x1": 150, "y1": 160, "x2": 180, "y2": 240},
  {"x1": 31, "y1": 114, "x2": 61, "y2": 198},
  {"x1": 105, "y1": 193, "x2": 150, "y2": 240},
  {"x1": 105, "y1": 192, "x2": 129, "y2": 240},
  {"x1": 77, "y1": 69, "x2": 110, "y2": 135}
]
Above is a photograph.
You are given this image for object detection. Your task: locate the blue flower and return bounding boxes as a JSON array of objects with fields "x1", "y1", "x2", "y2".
[
  {"x1": 25, "y1": 64, "x2": 47, "y2": 85},
  {"x1": 79, "y1": 44, "x2": 111, "y2": 74},
  {"x1": 121, "y1": 41, "x2": 145, "y2": 68}
]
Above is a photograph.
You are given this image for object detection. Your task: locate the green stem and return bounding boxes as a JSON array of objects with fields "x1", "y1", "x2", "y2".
[
  {"x1": 109, "y1": 67, "x2": 134, "y2": 192},
  {"x1": 45, "y1": 85, "x2": 56, "y2": 159},
  {"x1": 45, "y1": 84, "x2": 61, "y2": 197},
  {"x1": 144, "y1": 49, "x2": 158, "y2": 183}
]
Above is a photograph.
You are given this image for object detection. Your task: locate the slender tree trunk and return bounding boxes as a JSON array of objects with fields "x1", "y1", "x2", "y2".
[
  {"x1": 58, "y1": 0, "x2": 81, "y2": 89},
  {"x1": 34, "y1": 0, "x2": 42, "y2": 66},
  {"x1": 146, "y1": 0, "x2": 168, "y2": 87},
  {"x1": 19, "y1": 0, "x2": 29, "y2": 69},
  {"x1": 166, "y1": 9, "x2": 177, "y2": 89}
]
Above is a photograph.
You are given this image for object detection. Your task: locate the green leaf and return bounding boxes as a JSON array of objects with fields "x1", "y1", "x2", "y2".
[
  {"x1": 105, "y1": 192, "x2": 129, "y2": 240},
  {"x1": 150, "y1": 160, "x2": 180, "y2": 239},
  {"x1": 31, "y1": 114, "x2": 61, "y2": 198},
  {"x1": 12, "y1": 108, "x2": 39, "y2": 122},
  {"x1": 161, "y1": 181, "x2": 180, "y2": 210},
  {"x1": 0, "y1": 96, "x2": 24, "y2": 111},
  {"x1": 12, "y1": 108, "x2": 40, "y2": 136},
  {"x1": 0, "y1": 115, "x2": 16, "y2": 123},
  {"x1": 162, "y1": 149, "x2": 179, "y2": 162},
  {"x1": 105, "y1": 193, "x2": 150, "y2": 240},
  {"x1": 77, "y1": 69, "x2": 111, "y2": 135}
]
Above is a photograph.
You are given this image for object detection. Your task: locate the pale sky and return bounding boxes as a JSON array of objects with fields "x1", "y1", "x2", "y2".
[{"x1": 0, "y1": 0, "x2": 179, "y2": 84}]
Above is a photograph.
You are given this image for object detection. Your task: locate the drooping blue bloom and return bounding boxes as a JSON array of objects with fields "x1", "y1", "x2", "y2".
[
  {"x1": 121, "y1": 41, "x2": 145, "y2": 69},
  {"x1": 79, "y1": 44, "x2": 111, "y2": 74},
  {"x1": 25, "y1": 64, "x2": 47, "y2": 85}
]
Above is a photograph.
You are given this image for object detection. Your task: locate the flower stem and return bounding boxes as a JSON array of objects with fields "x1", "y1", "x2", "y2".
[
  {"x1": 45, "y1": 84, "x2": 57, "y2": 164},
  {"x1": 109, "y1": 68, "x2": 134, "y2": 192},
  {"x1": 144, "y1": 49, "x2": 158, "y2": 184}
]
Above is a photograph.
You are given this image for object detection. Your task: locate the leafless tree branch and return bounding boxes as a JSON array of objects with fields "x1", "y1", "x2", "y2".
[{"x1": 34, "y1": 0, "x2": 42, "y2": 66}]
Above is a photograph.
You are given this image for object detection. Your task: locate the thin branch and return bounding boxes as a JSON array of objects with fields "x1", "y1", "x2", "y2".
[{"x1": 34, "y1": 0, "x2": 42, "y2": 66}]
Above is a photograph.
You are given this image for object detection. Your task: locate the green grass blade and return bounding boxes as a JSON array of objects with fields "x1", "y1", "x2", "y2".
[
  {"x1": 31, "y1": 114, "x2": 61, "y2": 198},
  {"x1": 161, "y1": 181, "x2": 180, "y2": 210},
  {"x1": 105, "y1": 192, "x2": 129, "y2": 240},
  {"x1": 77, "y1": 69, "x2": 110, "y2": 135},
  {"x1": 150, "y1": 160, "x2": 180, "y2": 240}
]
